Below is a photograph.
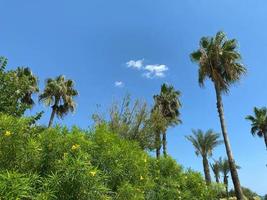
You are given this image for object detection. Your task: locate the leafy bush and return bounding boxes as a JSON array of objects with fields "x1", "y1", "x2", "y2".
[
  {"x1": 0, "y1": 171, "x2": 39, "y2": 200},
  {"x1": 0, "y1": 114, "x2": 221, "y2": 199}
]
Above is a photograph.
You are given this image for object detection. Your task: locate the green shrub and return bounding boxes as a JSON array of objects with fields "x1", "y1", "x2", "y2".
[
  {"x1": 0, "y1": 115, "x2": 40, "y2": 172},
  {"x1": 0, "y1": 171, "x2": 39, "y2": 200},
  {"x1": 89, "y1": 125, "x2": 151, "y2": 193},
  {"x1": 0, "y1": 114, "x2": 222, "y2": 199},
  {"x1": 42, "y1": 151, "x2": 110, "y2": 200}
]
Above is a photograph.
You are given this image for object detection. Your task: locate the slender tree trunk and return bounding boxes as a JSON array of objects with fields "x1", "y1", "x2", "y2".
[
  {"x1": 48, "y1": 107, "x2": 56, "y2": 127},
  {"x1": 214, "y1": 84, "x2": 244, "y2": 200},
  {"x1": 162, "y1": 131, "x2": 167, "y2": 157},
  {"x1": 215, "y1": 175, "x2": 220, "y2": 183},
  {"x1": 202, "y1": 156, "x2": 211, "y2": 185},
  {"x1": 264, "y1": 132, "x2": 267, "y2": 150},
  {"x1": 156, "y1": 130, "x2": 161, "y2": 159}
]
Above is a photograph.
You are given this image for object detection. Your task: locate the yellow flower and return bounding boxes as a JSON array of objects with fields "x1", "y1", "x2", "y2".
[
  {"x1": 4, "y1": 131, "x2": 12, "y2": 137},
  {"x1": 144, "y1": 158, "x2": 147, "y2": 163},
  {"x1": 140, "y1": 176, "x2": 144, "y2": 180},
  {"x1": 71, "y1": 144, "x2": 80, "y2": 151},
  {"x1": 90, "y1": 171, "x2": 97, "y2": 176},
  {"x1": 63, "y1": 152, "x2": 68, "y2": 158}
]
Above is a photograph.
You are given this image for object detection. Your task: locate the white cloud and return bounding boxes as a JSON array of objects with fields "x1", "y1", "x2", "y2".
[
  {"x1": 114, "y1": 81, "x2": 124, "y2": 87},
  {"x1": 126, "y1": 59, "x2": 144, "y2": 69},
  {"x1": 143, "y1": 64, "x2": 168, "y2": 78},
  {"x1": 126, "y1": 59, "x2": 168, "y2": 79}
]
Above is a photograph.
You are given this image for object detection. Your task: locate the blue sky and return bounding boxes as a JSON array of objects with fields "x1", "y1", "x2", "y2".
[{"x1": 1, "y1": 0, "x2": 267, "y2": 195}]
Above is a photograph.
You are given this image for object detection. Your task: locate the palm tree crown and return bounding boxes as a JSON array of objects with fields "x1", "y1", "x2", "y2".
[
  {"x1": 186, "y1": 129, "x2": 222, "y2": 184},
  {"x1": 186, "y1": 129, "x2": 222, "y2": 157},
  {"x1": 39, "y1": 75, "x2": 78, "y2": 127},
  {"x1": 210, "y1": 160, "x2": 221, "y2": 183},
  {"x1": 190, "y1": 31, "x2": 246, "y2": 92},
  {"x1": 246, "y1": 107, "x2": 267, "y2": 149},
  {"x1": 153, "y1": 83, "x2": 181, "y2": 126},
  {"x1": 16, "y1": 67, "x2": 39, "y2": 106}
]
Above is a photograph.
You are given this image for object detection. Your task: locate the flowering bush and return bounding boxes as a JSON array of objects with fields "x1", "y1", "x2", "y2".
[{"x1": 0, "y1": 114, "x2": 220, "y2": 199}]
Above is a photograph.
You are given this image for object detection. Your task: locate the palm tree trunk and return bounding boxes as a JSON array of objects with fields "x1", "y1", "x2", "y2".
[
  {"x1": 202, "y1": 156, "x2": 211, "y2": 185},
  {"x1": 156, "y1": 130, "x2": 161, "y2": 159},
  {"x1": 224, "y1": 175, "x2": 229, "y2": 200},
  {"x1": 162, "y1": 131, "x2": 167, "y2": 157},
  {"x1": 48, "y1": 107, "x2": 56, "y2": 127},
  {"x1": 264, "y1": 132, "x2": 267, "y2": 150},
  {"x1": 214, "y1": 84, "x2": 244, "y2": 200},
  {"x1": 215, "y1": 175, "x2": 220, "y2": 183}
]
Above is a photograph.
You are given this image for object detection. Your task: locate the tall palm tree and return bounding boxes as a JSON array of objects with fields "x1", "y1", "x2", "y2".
[
  {"x1": 210, "y1": 160, "x2": 220, "y2": 183},
  {"x1": 190, "y1": 31, "x2": 246, "y2": 199},
  {"x1": 39, "y1": 75, "x2": 78, "y2": 127},
  {"x1": 186, "y1": 129, "x2": 222, "y2": 184},
  {"x1": 245, "y1": 107, "x2": 267, "y2": 150},
  {"x1": 153, "y1": 83, "x2": 181, "y2": 157},
  {"x1": 16, "y1": 67, "x2": 39, "y2": 107}
]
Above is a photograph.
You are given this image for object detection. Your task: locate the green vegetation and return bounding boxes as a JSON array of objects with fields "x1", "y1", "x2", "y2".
[
  {"x1": 0, "y1": 57, "x2": 39, "y2": 117},
  {"x1": 0, "y1": 114, "x2": 221, "y2": 200}
]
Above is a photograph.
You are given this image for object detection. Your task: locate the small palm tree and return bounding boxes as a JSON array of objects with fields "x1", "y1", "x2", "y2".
[
  {"x1": 16, "y1": 67, "x2": 39, "y2": 107},
  {"x1": 190, "y1": 31, "x2": 246, "y2": 199},
  {"x1": 218, "y1": 157, "x2": 241, "y2": 199},
  {"x1": 186, "y1": 129, "x2": 222, "y2": 184},
  {"x1": 246, "y1": 107, "x2": 267, "y2": 150},
  {"x1": 39, "y1": 75, "x2": 78, "y2": 127},
  {"x1": 153, "y1": 83, "x2": 181, "y2": 157},
  {"x1": 210, "y1": 160, "x2": 220, "y2": 183}
]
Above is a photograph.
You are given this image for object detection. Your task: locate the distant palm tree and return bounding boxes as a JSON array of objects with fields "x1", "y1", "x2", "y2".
[
  {"x1": 246, "y1": 107, "x2": 267, "y2": 150},
  {"x1": 190, "y1": 31, "x2": 246, "y2": 199},
  {"x1": 150, "y1": 107, "x2": 167, "y2": 158},
  {"x1": 186, "y1": 129, "x2": 222, "y2": 184},
  {"x1": 16, "y1": 67, "x2": 39, "y2": 107},
  {"x1": 153, "y1": 83, "x2": 181, "y2": 157},
  {"x1": 218, "y1": 157, "x2": 241, "y2": 199},
  {"x1": 39, "y1": 75, "x2": 78, "y2": 127},
  {"x1": 210, "y1": 160, "x2": 220, "y2": 183}
]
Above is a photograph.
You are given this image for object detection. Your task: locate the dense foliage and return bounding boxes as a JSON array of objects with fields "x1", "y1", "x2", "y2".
[
  {"x1": 0, "y1": 57, "x2": 39, "y2": 117},
  {"x1": 0, "y1": 114, "x2": 221, "y2": 200}
]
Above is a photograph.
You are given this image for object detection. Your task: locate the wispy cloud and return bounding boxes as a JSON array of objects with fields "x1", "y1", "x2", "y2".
[
  {"x1": 126, "y1": 59, "x2": 144, "y2": 69},
  {"x1": 143, "y1": 64, "x2": 168, "y2": 78},
  {"x1": 114, "y1": 81, "x2": 124, "y2": 88},
  {"x1": 126, "y1": 59, "x2": 168, "y2": 78}
]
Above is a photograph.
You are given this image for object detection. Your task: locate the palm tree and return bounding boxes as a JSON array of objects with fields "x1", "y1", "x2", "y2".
[
  {"x1": 245, "y1": 107, "x2": 267, "y2": 150},
  {"x1": 153, "y1": 83, "x2": 181, "y2": 157},
  {"x1": 190, "y1": 31, "x2": 246, "y2": 199},
  {"x1": 218, "y1": 157, "x2": 241, "y2": 199},
  {"x1": 16, "y1": 67, "x2": 39, "y2": 107},
  {"x1": 39, "y1": 75, "x2": 78, "y2": 127},
  {"x1": 186, "y1": 129, "x2": 222, "y2": 184},
  {"x1": 210, "y1": 160, "x2": 220, "y2": 183},
  {"x1": 150, "y1": 107, "x2": 167, "y2": 158}
]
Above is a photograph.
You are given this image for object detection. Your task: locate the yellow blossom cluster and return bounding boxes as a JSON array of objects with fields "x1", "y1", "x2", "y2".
[
  {"x1": 71, "y1": 144, "x2": 80, "y2": 151},
  {"x1": 4, "y1": 131, "x2": 12, "y2": 137},
  {"x1": 90, "y1": 171, "x2": 97, "y2": 176}
]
